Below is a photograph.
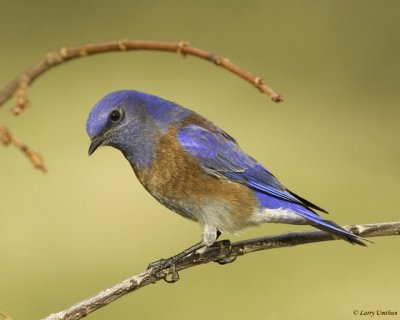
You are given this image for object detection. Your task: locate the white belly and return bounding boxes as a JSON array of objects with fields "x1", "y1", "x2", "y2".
[{"x1": 252, "y1": 208, "x2": 307, "y2": 225}]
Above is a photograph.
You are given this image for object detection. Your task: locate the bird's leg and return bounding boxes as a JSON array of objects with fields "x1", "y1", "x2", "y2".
[
  {"x1": 148, "y1": 229, "x2": 223, "y2": 282},
  {"x1": 147, "y1": 241, "x2": 206, "y2": 282},
  {"x1": 202, "y1": 227, "x2": 236, "y2": 264}
]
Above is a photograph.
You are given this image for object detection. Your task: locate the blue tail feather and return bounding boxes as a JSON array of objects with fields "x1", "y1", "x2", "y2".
[
  {"x1": 293, "y1": 208, "x2": 367, "y2": 246},
  {"x1": 256, "y1": 192, "x2": 367, "y2": 246}
]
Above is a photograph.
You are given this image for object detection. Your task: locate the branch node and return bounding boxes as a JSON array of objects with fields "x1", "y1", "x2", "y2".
[
  {"x1": 11, "y1": 75, "x2": 30, "y2": 115},
  {"x1": 28, "y1": 151, "x2": 47, "y2": 172},
  {"x1": 0, "y1": 127, "x2": 11, "y2": 145},
  {"x1": 209, "y1": 53, "x2": 222, "y2": 65},
  {"x1": 270, "y1": 93, "x2": 284, "y2": 103},
  {"x1": 176, "y1": 41, "x2": 190, "y2": 57},
  {"x1": 254, "y1": 76, "x2": 264, "y2": 86},
  {"x1": 79, "y1": 45, "x2": 90, "y2": 57},
  {"x1": 220, "y1": 57, "x2": 230, "y2": 64},
  {"x1": 59, "y1": 47, "x2": 69, "y2": 59},
  {"x1": 45, "y1": 51, "x2": 65, "y2": 65},
  {"x1": 118, "y1": 39, "x2": 128, "y2": 51}
]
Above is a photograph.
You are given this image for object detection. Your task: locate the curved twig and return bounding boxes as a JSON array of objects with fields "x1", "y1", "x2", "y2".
[
  {"x1": 0, "y1": 40, "x2": 283, "y2": 115},
  {"x1": 0, "y1": 40, "x2": 283, "y2": 171},
  {"x1": 41, "y1": 221, "x2": 399, "y2": 320}
]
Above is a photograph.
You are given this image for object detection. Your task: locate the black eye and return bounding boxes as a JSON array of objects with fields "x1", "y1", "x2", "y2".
[{"x1": 109, "y1": 109, "x2": 123, "y2": 123}]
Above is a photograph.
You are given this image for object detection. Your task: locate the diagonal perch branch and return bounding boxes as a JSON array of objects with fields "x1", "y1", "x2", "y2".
[{"x1": 41, "y1": 221, "x2": 399, "y2": 320}]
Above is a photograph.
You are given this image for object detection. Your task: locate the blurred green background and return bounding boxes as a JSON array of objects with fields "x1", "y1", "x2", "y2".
[{"x1": 1, "y1": 1, "x2": 399, "y2": 319}]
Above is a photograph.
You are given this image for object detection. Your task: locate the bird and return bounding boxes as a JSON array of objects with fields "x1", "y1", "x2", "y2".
[{"x1": 86, "y1": 89, "x2": 366, "y2": 254}]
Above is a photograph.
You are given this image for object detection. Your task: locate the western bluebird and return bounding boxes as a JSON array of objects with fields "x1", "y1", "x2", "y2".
[{"x1": 86, "y1": 90, "x2": 366, "y2": 254}]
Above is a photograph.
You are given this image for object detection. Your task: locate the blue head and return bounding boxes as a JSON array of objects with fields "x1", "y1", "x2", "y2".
[{"x1": 86, "y1": 90, "x2": 191, "y2": 169}]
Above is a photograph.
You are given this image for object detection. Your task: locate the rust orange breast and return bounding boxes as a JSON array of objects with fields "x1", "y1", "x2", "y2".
[{"x1": 132, "y1": 125, "x2": 258, "y2": 230}]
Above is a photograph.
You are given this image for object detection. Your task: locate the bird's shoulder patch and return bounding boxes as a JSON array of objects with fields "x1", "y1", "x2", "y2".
[{"x1": 178, "y1": 113, "x2": 237, "y2": 143}]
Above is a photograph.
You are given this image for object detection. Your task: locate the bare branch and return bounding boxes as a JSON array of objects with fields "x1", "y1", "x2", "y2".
[
  {"x1": 0, "y1": 39, "x2": 283, "y2": 115},
  {"x1": 0, "y1": 310, "x2": 13, "y2": 320},
  {"x1": 41, "y1": 221, "x2": 399, "y2": 320},
  {"x1": 0, "y1": 40, "x2": 283, "y2": 170},
  {"x1": 0, "y1": 126, "x2": 46, "y2": 172}
]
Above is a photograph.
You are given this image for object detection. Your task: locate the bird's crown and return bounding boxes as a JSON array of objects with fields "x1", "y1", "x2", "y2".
[{"x1": 86, "y1": 90, "x2": 191, "y2": 139}]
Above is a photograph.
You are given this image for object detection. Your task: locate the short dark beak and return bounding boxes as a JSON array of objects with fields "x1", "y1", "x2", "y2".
[{"x1": 88, "y1": 136, "x2": 105, "y2": 156}]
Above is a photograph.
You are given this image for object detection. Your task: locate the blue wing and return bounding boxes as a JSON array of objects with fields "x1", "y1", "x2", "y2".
[
  {"x1": 177, "y1": 124, "x2": 326, "y2": 214},
  {"x1": 177, "y1": 124, "x2": 368, "y2": 246}
]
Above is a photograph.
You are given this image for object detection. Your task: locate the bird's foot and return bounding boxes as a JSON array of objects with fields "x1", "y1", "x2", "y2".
[
  {"x1": 217, "y1": 255, "x2": 237, "y2": 265},
  {"x1": 148, "y1": 241, "x2": 206, "y2": 283},
  {"x1": 147, "y1": 257, "x2": 180, "y2": 283},
  {"x1": 212, "y1": 239, "x2": 237, "y2": 265}
]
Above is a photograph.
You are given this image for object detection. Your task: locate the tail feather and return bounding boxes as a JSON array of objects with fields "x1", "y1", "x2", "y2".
[
  {"x1": 294, "y1": 209, "x2": 368, "y2": 246},
  {"x1": 287, "y1": 189, "x2": 329, "y2": 214},
  {"x1": 310, "y1": 218, "x2": 367, "y2": 246}
]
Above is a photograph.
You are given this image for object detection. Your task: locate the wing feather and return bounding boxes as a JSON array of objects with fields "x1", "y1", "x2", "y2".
[{"x1": 178, "y1": 124, "x2": 326, "y2": 214}]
